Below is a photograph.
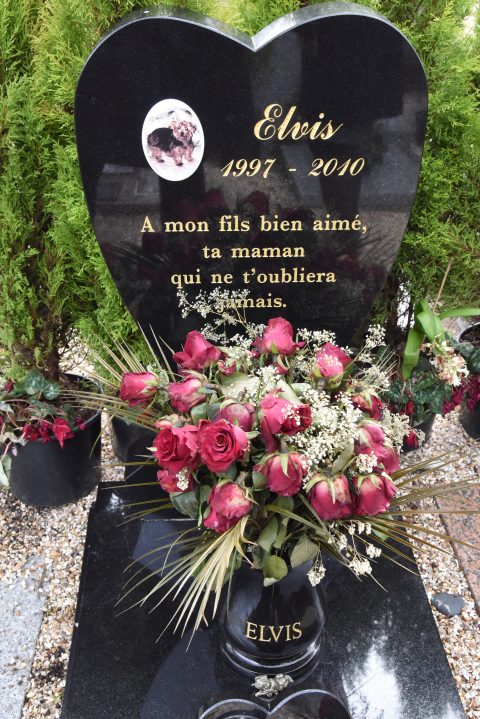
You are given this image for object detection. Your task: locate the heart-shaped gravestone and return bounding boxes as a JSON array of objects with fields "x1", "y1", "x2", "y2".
[
  {"x1": 75, "y1": 3, "x2": 427, "y2": 348},
  {"x1": 198, "y1": 689, "x2": 351, "y2": 718}
]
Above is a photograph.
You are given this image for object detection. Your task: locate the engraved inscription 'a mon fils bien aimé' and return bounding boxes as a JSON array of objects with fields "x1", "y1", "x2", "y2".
[{"x1": 245, "y1": 622, "x2": 303, "y2": 642}]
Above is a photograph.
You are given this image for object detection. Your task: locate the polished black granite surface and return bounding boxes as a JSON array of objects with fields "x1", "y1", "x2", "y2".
[
  {"x1": 75, "y1": 3, "x2": 427, "y2": 349},
  {"x1": 62, "y1": 484, "x2": 465, "y2": 719}
]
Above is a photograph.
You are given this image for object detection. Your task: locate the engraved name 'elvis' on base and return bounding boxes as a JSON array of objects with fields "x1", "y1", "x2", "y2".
[{"x1": 245, "y1": 621, "x2": 303, "y2": 642}]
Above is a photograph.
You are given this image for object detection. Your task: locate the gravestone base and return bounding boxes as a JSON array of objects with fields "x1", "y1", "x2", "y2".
[{"x1": 61, "y1": 482, "x2": 466, "y2": 719}]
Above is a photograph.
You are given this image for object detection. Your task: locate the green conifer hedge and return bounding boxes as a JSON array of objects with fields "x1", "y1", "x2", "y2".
[{"x1": 0, "y1": 0, "x2": 478, "y2": 377}]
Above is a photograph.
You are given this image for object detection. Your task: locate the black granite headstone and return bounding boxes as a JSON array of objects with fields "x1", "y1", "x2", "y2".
[{"x1": 75, "y1": 2, "x2": 427, "y2": 348}]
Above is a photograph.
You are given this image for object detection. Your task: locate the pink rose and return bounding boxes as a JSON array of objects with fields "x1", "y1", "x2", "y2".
[
  {"x1": 217, "y1": 402, "x2": 255, "y2": 432},
  {"x1": 313, "y1": 343, "x2": 350, "y2": 380},
  {"x1": 255, "y1": 453, "x2": 306, "y2": 496},
  {"x1": 350, "y1": 390, "x2": 384, "y2": 420},
  {"x1": 198, "y1": 420, "x2": 249, "y2": 472},
  {"x1": 157, "y1": 469, "x2": 194, "y2": 494},
  {"x1": 52, "y1": 418, "x2": 75, "y2": 448},
  {"x1": 153, "y1": 422, "x2": 200, "y2": 472},
  {"x1": 354, "y1": 472, "x2": 397, "y2": 515},
  {"x1": 168, "y1": 376, "x2": 205, "y2": 413},
  {"x1": 260, "y1": 394, "x2": 312, "y2": 452},
  {"x1": 356, "y1": 421, "x2": 400, "y2": 474},
  {"x1": 120, "y1": 372, "x2": 158, "y2": 407},
  {"x1": 172, "y1": 331, "x2": 221, "y2": 372},
  {"x1": 218, "y1": 359, "x2": 237, "y2": 376},
  {"x1": 253, "y1": 317, "x2": 303, "y2": 356},
  {"x1": 309, "y1": 474, "x2": 354, "y2": 520},
  {"x1": 204, "y1": 483, "x2": 251, "y2": 533}
]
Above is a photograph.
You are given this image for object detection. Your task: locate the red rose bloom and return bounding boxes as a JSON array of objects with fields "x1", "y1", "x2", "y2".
[
  {"x1": 168, "y1": 376, "x2": 204, "y2": 413},
  {"x1": 356, "y1": 421, "x2": 400, "y2": 474},
  {"x1": 52, "y1": 418, "x2": 75, "y2": 448},
  {"x1": 253, "y1": 317, "x2": 303, "y2": 356},
  {"x1": 204, "y1": 483, "x2": 251, "y2": 533},
  {"x1": 255, "y1": 453, "x2": 306, "y2": 496},
  {"x1": 260, "y1": 394, "x2": 312, "y2": 452},
  {"x1": 153, "y1": 422, "x2": 200, "y2": 472},
  {"x1": 157, "y1": 469, "x2": 194, "y2": 494},
  {"x1": 120, "y1": 372, "x2": 158, "y2": 407},
  {"x1": 309, "y1": 474, "x2": 354, "y2": 520},
  {"x1": 354, "y1": 472, "x2": 397, "y2": 515},
  {"x1": 172, "y1": 331, "x2": 221, "y2": 372},
  {"x1": 217, "y1": 402, "x2": 255, "y2": 432},
  {"x1": 198, "y1": 420, "x2": 249, "y2": 472},
  {"x1": 313, "y1": 343, "x2": 350, "y2": 380}
]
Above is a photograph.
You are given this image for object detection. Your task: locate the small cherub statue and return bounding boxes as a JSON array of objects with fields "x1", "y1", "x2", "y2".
[{"x1": 252, "y1": 673, "x2": 294, "y2": 698}]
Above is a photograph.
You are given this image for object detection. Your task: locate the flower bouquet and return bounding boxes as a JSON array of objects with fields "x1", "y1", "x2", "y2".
[{"x1": 72, "y1": 291, "x2": 478, "y2": 644}]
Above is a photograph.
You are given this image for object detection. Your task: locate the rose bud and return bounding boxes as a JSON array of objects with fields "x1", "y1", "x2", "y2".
[
  {"x1": 403, "y1": 429, "x2": 419, "y2": 451},
  {"x1": 157, "y1": 469, "x2": 194, "y2": 494},
  {"x1": 198, "y1": 419, "x2": 249, "y2": 472},
  {"x1": 356, "y1": 421, "x2": 400, "y2": 474},
  {"x1": 172, "y1": 330, "x2": 221, "y2": 372},
  {"x1": 153, "y1": 423, "x2": 200, "y2": 472},
  {"x1": 209, "y1": 482, "x2": 251, "y2": 519},
  {"x1": 203, "y1": 509, "x2": 237, "y2": 533},
  {"x1": 218, "y1": 359, "x2": 236, "y2": 375},
  {"x1": 253, "y1": 317, "x2": 304, "y2": 357},
  {"x1": 350, "y1": 389, "x2": 384, "y2": 420},
  {"x1": 217, "y1": 402, "x2": 255, "y2": 433},
  {"x1": 354, "y1": 472, "x2": 397, "y2": 516},
  {"x1": 168, "y1": 376, "x2": 205, "y2": 413},
  {"x1": 309, "y1": 474, "x2": 354, "y2": 520},
  {"x1": 255, "y1": 453, "x2": 306, "y2": 497},
  {"x1": 260, "y1": 394, "x2": 312, "y2": 452},
  {"x1": 52, "y1": 418, "x2": 75, "y2": 448},
  {"x1": 313, "y1": 343, "x2": 350, "y2": 380},
  {"x1": 120, "y1": 372, "x2": 158, "y2": 407}
]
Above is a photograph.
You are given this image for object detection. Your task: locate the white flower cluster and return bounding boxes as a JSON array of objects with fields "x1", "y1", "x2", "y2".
[
  {"x1": 366, "y1": 544, "x2": 382, "y2": 559},
  {"x1": 355, "y1": 452, "x2": 377, "y2": 475},
  {"x1": 256, "y1": 365, "x2": 281, "y2": 395},
  {"x1": 175, "y1": 468, "x2": 191, "y2": 492},
  {"x1": 307, "y1": 559, "x2": 326, "y2": 586},
  {"x1": 359, "y1": 364, "x2": 392, "y2": 391},
  {"x1": 380, "y1": 407, "x2": 411, "y2": 448},
  {"x1": 298, "y1": 328, "x2": 337, "y2": 351},
  {"x1": 348, "y1": 556, "x2": 372, "y2": 575},
  {"x1": 430, "y1": 345, "x2": 468, "y2": 386},
  {"x1": 364, "y1": 324, "x2": 386, "y2": 350}
]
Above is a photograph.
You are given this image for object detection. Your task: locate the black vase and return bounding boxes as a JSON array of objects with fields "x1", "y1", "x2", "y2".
[
  {"x1": 9, "y1": 408, "x2": 101, "y2": 507},
  {"x1": 219, "y1": 561, "x2": 326, "y2": 679},
  {"x1": 110, "y1": 416, "x2": 156, "y2": 464}
]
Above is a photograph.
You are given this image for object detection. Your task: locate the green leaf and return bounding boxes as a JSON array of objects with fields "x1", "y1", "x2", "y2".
[
  {"x1": 402, "y1": 328, "x2": 424, "y2": 380},
  {"x1": 290, "y1": 535, "x2": 319, "y2": 568},
  {"x1": 271, "y1": 495, "x2": 294, "y2": 512},
  {"x1": 0, "y1": 401, "x2": 12, "y2": 412},
  {"x1": 42, "y1": 382, "x2": 60, "y2": 401},
  {"x1": 190, "y1": 402, "x2": 207, "y2": 423},
  {"x1": 24, "y1": 370, "x2": 45, "y2": 395},
  {"x1": 258, "y1": 517, "x2": 279, "y2": 552},
  {"x1": 171, "y1": 491, "x2": 199, "y2": 519},
  {"x1": 439, "y1": 308, "x2": 480, "y2": 320},
  {"x1": 252, "y1": 470, "x2": 266, "y2": 489},
  {"x1": 280, "y1": 453, "x2": 289, "y2": 474},
  {"x1": 263, "y1": 555, "x2": 288, "y2": 586},
  {"x1": 0, "y1": 455, "x2": 11, "y2": 487},
  {"x1": 207, "y1": 403, "x2": 220, "y2": 420},
  {"x1": 273, "y1": 522, "x2": 288, "y2": 549},
  {"x1": 467, "y1": 348, "x2": 480, "y2": 374},
  {"x1": 332, "y1": 442, "x2": 354, "y2": 474}
]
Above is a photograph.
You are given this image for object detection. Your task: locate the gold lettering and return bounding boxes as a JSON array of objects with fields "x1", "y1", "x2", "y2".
[
  {"x1": 254, "y1": 104, "x2": 343, "y2": 142},
  {"x1": 254, "y1": 103, "x2": 283, "y2": 140},
  {"x1": 258, "y1": 625, "x2": 272, "y2": 643},
  {"x1": 246, "y1": 622, "x2": 257, "y2": 640},
  {"x1": 292, "y1": 622, "x2": 302, "y2": 639},
  {"x1": 141, "y1": 216, "x2": 155, "y2": 233},
  {"x1": 269, "y1": 626, "x2": 284, "y2": 642}
]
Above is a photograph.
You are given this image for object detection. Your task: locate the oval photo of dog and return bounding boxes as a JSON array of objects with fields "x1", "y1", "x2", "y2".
[{"x1": 142, "y1": 99, "x2": 204, "y2": 181}]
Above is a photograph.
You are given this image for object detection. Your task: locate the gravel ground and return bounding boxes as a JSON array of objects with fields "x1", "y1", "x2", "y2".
[{"x1": 0, "y1": 412, "x2": 478, "y2": 718}]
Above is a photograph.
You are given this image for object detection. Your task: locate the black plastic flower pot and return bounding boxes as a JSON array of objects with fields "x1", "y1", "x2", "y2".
[
  {"x1": 9, "y1": 375, "x2": 102, "y2": 508},
  {"x1": 110, "y1": 416, "x2": 156, "y2": 464},
  {"x1": 459, "y1": 401, "x2": 480, "y2": 440}
]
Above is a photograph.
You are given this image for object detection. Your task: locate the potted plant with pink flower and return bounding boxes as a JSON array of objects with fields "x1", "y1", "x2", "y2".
[{"x1": 76, "y1": 290, "x2": 479, "y2": 678}]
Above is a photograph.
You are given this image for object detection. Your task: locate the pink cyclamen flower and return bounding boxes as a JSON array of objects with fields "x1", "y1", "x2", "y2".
[
  {"x1": 120, "y1": 372, "x2": 158, "y2": 407},
  {"x1": 309, "y1": 474, "x2": 354, "y2": 520},
  {"x1": 254, "y1": 453, "x2": 306, "y2": 497},
  {"x1": 172, "y1": 331, "x2": 221, "y2": 372},
  {"x1": 52, "y1": 418, "x2": 75, "y2": 448},
  {"x1": 313, "y1": 343, "x2": 350, "y2": 380}
]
